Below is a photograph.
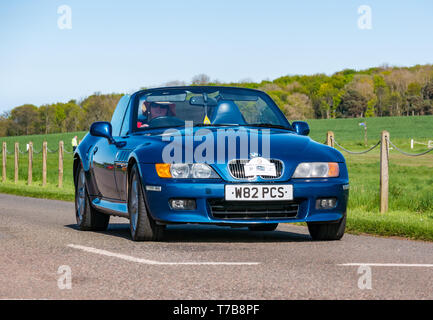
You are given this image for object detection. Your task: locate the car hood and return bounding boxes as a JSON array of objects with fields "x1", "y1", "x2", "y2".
[{"x1": 132, "y1": 127, "x2": 345, "y2": 181}]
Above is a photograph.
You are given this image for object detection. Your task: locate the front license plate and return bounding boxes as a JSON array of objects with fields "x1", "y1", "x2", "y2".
[{"x1": 225, "y1": 185, "x2": 293, "y2": 201}]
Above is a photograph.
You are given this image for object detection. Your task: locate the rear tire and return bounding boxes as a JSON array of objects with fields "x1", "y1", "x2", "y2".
[
  {"x1": 307, "y1": 213, "x2": 346, "y2": 241},
  {"x1": 128, "y1": 164, "x2": 164, "y2": 241},
  {"x1": 75, "y1": 166, "x2": 110, "y2": 231},
  {"x1": 248, "y1": 223, "x2": 278, "y2": 232}
]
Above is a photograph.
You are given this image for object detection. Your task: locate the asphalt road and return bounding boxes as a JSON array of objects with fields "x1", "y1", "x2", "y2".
[{"x1": 0, "y1": 193, "x2": 432, "y2": 300}]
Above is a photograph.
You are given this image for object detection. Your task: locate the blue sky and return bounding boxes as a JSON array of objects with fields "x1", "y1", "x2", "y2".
[{"x1": 1, "y1": 0, "x2": 432, "y2": 112}]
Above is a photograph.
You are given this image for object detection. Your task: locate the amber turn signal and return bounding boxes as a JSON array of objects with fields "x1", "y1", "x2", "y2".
[
  {"x1": 155, "y1": 163, "x2": 172, "y2": 178},
  {"x1": 328, "y1": 162, "x2": 340, "y2": 177}
]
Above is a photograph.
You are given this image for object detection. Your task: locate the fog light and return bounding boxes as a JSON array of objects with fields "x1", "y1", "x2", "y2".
[
  {"x1": 169, "y1": 199, "x2": 196, "y2": 210},
  {"x1": 316, "y1": 198, "x2": 337, "y2": 210}
]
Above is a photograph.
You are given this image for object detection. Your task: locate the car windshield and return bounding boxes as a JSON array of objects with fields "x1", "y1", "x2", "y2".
[{"x1": 134, "y1": 87, "x2": 290, "y2": 130}]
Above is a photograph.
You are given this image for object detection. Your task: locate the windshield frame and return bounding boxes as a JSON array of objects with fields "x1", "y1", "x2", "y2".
[{"x1": 130, "y1": 86, "x2": 291, "y2": 133}]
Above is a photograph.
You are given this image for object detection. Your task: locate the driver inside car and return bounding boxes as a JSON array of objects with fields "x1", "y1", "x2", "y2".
[{"x1": 138, "y1": 101, "x2": 174, "y2": 128}]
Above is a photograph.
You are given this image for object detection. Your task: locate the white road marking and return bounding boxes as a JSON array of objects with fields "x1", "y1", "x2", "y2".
[
  {"x1": 67, "y1": 244, "x2": 260, "y2": 266},
  {"x1": 339, "y1": 263, "x2": 433, "y2": 267}
]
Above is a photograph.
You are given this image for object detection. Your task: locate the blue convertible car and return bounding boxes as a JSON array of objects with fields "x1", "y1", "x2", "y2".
[{"x1": 74, "y1": 86, "x2": 349, "y2": 241}]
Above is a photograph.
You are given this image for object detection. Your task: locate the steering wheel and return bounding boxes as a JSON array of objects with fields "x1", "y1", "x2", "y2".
[{"x1": 147, "y1": 116, "x2": 185, "y2": 128}]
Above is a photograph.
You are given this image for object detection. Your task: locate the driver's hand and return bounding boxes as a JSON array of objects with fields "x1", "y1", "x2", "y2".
[{"x1": 140, "y1": 123, "x2": 149, "y2": 128}]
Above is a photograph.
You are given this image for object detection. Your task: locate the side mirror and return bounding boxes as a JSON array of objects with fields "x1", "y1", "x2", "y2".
[
  {"x1": 292, "y1": 121, "x2": 310, "y2": 136},
  {"x1": 90, "y1": 121, "x2": 115, "y2": 144}
]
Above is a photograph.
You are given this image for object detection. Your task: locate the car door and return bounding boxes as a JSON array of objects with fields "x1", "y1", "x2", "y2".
[
  {"x1": 92, "y1": 138, "x2": 119, "y2": 199},
  {"x1": 114, "y1": 97, "x2": 133, "y2": 201},
  {"x1": 92, "y1": 95, "x2": 131, "y2": 200}
]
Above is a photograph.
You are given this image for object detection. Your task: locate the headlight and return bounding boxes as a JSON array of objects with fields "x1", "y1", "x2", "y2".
[
  {"x1": 155, "y1": 163, "x2": 219, "y2": 179},
  {"x1": 292, "y1": 162, "x2": 339, "y2": 178},
  {"x1": 191, "y1": 163, "x2": 212, "y2": 178},
  {"x1": 171, "y1": 163, "x2": 190, "y2": 178}
]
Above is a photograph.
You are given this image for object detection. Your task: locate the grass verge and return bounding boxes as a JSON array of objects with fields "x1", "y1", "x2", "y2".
[
  {"x1": 0, "y1": 181, "x2": 74, "y2": 202},
  {"x1": 346, "y1": 208, "x2": 433, "y2": 242}
]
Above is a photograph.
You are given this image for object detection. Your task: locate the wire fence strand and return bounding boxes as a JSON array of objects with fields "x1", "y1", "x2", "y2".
[
  {"x1": 332, "y1": 137, "x2": 381, "y2": 154},
  {"x1": 388, "y1": 139, "x2": 433, "y2": 157},
  {"x1": 1, "y1": 145, "x2": 72, "y2": 155}
]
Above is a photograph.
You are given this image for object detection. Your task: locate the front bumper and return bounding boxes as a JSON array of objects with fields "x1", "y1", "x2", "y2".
[{"x1": 139, "y1": 164, "x2": 349, "y2": 225}]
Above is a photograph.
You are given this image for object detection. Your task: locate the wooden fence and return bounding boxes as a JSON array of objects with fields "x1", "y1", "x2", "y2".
[
  {"x1": 326, "y1": 130, "x2": 433, "y2": 213},
  {"x1": 1, "y1": 141, "x2": 72, "y2": 188}
]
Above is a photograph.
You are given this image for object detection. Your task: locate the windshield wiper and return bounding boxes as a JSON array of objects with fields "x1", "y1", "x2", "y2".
[
  {"x1": 193, "y1": 123, "x2": 239, "y2": 127},
  {"x1": 138, "y1": 124, "x2": 185, "y2": 131},
  {"x1": 245, "y1": 123, "x2": 294, "y2": 131}
]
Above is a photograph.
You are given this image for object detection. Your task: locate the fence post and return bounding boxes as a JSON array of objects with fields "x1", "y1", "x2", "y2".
[
  {"x1": 42, "y1": 141, "x2": 47, "y2": 186},
  {"x1": 380, "y1": 131, "x2": 389, "y2": 213},
  {"x1": 28, "y1": 142, "x2": 33, "y2": 185},
  {"x1": 364, "y1": 126, "x2": 368, "y2": 147},
  {"x1": 2, "y1": 142, "x2": 6, "y2": 182},
  {"x1": 326, "y1": 131, "x2": 335, "y2": 147},
  {"x1": 14, "y1": 142, "x2": 19, "y2": 183},
  {"x1": 58, "y1": 141, "x2": 64, "y2": 188}
]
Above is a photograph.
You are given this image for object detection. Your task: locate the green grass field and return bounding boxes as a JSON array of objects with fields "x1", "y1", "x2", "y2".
[
  {"x1": 309, "y1": 116, "x2": 433, "y2": 240},
  {"x1": 1, "y1": 116, "x2": 433, "y2": 240},
  {"x1": 307, "y1": 115, "x2": 433, "y2": 142},
  {"x1": 0, "y1": 131, "x2": 86, "y2": 201}
]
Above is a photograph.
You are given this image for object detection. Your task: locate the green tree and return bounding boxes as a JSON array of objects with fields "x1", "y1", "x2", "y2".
[
  {"x1": 337, "y1": 90, "x2": 367, "y2": 118},
  {"x1": 406, "y1": 82, "x2": 423, "y2": 116},
  {"x1": 422, "y1": 81, "x2": 433, "y2": 100},
  {"x1": 80, "y1": 93, "x2": 122, "y2": 129},
  {"x1": 54, "y1": 103, "x2": 67, "y2": 132},
  {"x1": 63, "y1": 100, "x2": 82, "y2": 132},
  {"x1": 387, "y1": 92, "x2": 403, "y2": 116},
  {"x1": 0, "y1": 112, "x2": 12, "y2": 137},
  {"x1": 317, "y1": 83, "x2": 339, "y2": 119},
  {"x1": 38, "y1": 104, "x2": 56, "y2": 134},
  {"x1": 365, "y1": 97, "x2": 377, "y2": 117},
  {"x1": 373, "y1": 75, "x2": 389, "y2": 116},
  {"x1": 9, "y1": 104, "x2": 39, "y2": 135},
  {"x1": 283, "y1": 93, "x2": 314, "y2": 120}
]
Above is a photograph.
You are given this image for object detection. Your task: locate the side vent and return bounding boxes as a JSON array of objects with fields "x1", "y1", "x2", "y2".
[{"x1": 116, "y1": 150, "x2": 130, "y2": 162}]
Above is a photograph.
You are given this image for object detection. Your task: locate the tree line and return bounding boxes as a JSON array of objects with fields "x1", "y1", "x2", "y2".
[
  {"x1": 0, "y1": 93, "x2": 123, "y2": 137},
  {"x1": 1, "y1": 64, "x2": 433, "y2": 137},
  {"x1": 229, "y1": 64, "x2": 433, "y2": 120}
]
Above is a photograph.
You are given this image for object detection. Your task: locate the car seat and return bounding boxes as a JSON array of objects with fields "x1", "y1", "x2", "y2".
[{"x1": 210, "y1": 100, "x2": 246, "y2": 125}]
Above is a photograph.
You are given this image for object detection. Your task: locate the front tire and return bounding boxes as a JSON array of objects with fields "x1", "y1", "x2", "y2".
[
  {"x1": 307, "y1": 213, "x2": 346, "y2": 241},
  {"x1": 128, "y1": 164, "x2": 164, "y2": 241},
  {"x1": 75, "y1": 166, "x2": 110, "y2": 231}
]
